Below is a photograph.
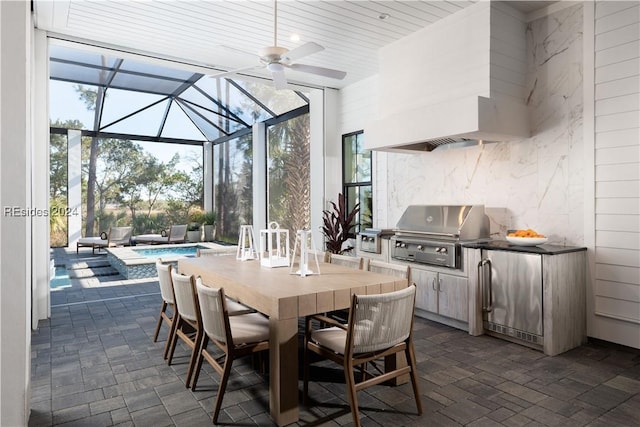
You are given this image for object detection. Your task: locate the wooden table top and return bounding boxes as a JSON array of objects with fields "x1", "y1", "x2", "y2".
[{"x1": 178, "y1": 255, "x2": 407, "y2": 320}]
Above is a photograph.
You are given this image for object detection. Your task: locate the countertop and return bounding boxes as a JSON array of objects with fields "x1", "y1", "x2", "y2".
[{"x1": 462, "y1": 239, "x2": 587, "y2": 255}]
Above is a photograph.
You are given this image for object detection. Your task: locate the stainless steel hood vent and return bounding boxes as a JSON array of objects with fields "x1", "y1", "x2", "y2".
[{"x1": 398, "y1": 137, "x2": 491, "y2": 152}]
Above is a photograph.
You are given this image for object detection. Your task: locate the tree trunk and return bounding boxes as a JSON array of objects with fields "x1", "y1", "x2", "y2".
[
  {"x1": 84, "y1": 73, "x2": 106, "y2": 236},
  {"x1": 85, "y1": 135, "x2": 99, "y2": 236}
]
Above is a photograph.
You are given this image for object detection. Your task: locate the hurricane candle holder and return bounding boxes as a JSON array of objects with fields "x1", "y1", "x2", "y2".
[
  {"x1": 290, "y1": 229, "x2": 320, "y2": 277},
  {"x1": 236, "y1": 225, "x2": 258, "y2": 261},
  {"x1": 259, "y1": 222, "x2": 290, "y2": 268}
]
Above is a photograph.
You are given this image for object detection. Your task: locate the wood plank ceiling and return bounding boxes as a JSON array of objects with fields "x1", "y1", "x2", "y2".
[{"x1": 34, "y1": 1, "x2": 555, "y2": 90}]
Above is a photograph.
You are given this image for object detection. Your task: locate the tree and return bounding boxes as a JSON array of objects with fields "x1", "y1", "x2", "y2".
[{"x1": 76, "y1": 83, "x2": 106, "y2": 236}]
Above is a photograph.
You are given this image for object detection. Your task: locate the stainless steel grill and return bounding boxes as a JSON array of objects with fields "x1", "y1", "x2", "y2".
[{"x1": 390, "y1": 205, "x2": 490, "y2": 269}]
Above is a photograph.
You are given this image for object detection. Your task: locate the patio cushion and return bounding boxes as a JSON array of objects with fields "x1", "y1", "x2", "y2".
[
  {"x1": 135, "y1": 234, "x2": 169, "y2": 243},
  {"x1": 77, "y1": 236, "x2": 108, "y2": 246}
]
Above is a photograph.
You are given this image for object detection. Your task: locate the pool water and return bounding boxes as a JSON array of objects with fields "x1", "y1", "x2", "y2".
[
  {"x1": 132, "y1": 245, "x2": 210, "y2": 259},
  {"x1": 50, "y1": 266, "x2": 71, "y2": 289}
]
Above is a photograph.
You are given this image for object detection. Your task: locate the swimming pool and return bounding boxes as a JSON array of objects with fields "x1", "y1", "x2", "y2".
[
  {"x1": 106, "y1": 243, "x2": 237, "y2": 279},
  {"x1": 50, "y1": 266, "x2": 71, "y2": 290},
  {"x1": 132, "y1": 245, "x2": 210, "y2": 259}
]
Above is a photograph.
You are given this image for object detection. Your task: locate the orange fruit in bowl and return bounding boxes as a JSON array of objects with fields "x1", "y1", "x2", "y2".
[{"x1": 507, "y1": 229, "x2": 545, "y2": 238}]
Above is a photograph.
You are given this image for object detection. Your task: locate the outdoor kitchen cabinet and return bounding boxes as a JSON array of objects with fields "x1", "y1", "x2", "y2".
[
  {"x1": 413, "y1": 266, "x2": 468, "y2": 325},
  {"x1": 465, "y1": 242, "x2": 587, "y2": 356}
]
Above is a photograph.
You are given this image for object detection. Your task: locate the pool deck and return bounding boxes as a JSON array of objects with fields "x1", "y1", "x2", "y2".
[{"x1": 107, "y1": 242, "x2": 237, "y2": 279}]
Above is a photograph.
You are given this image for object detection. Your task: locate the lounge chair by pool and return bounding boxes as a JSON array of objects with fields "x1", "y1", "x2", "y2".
[
  {"x1": 76, "y1": 226, "x2": 132, "y2": 254},
  {"x1": 134, "y1": 224, "x2": 187, "y2": 245}
]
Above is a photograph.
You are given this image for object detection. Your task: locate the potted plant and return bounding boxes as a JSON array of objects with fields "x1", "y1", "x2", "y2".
[
  {"x1": 187, "y1": 210, "x2": 204, "y2": 242},
  {"x1": 201, "y1": 210, "x2": 217, "y2": 242},
  {"x1": 321, "y1": 193, "x2": 360, "y2": 255}
]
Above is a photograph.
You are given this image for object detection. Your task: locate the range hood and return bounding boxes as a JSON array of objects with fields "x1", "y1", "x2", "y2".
[
  {"x1": 365, "y1": 1, "x2": 531, "y2": 153},
  {"x1": 367, "y1": 94, "x2": 530, "y2": 153}
]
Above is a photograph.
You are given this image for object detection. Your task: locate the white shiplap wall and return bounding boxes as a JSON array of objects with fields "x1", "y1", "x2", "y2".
[{"x1": 592, "y1": 1, "x2": 640, "y2": 347}]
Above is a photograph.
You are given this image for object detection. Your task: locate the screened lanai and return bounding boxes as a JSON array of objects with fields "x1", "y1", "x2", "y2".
[{"x1": 49, "y1": 41, "x2": 317, "y2": 248}]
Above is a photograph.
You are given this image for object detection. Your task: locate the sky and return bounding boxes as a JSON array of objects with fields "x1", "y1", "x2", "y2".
[{"x1": 49, "y1": 79, "x2": 203, "y2": 173}]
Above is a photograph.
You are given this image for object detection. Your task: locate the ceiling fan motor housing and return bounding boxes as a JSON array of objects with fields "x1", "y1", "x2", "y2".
[{"x1": 259, "y1": 46, "x2": 289, "y2": 63}]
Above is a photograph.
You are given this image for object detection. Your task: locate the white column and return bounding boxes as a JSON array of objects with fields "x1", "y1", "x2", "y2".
[
  {"x1": 309, "y1": 89, "x2": 326, "y2": 250},
  {"x1": 67, "y1": 129, "x2": 82, "y2": 245},
  {"x1": 203, "y1": 141, "x2": 213, "y2": 212},
  {"x1": 32, "y1": 29, "x2": 50, "y2": 325},
  {"x1": 252, "y1": 122, "x2": 266, "y2": 231},
  {"x1": 0, "y1": 0, "x2": 32, "y2": 424}
]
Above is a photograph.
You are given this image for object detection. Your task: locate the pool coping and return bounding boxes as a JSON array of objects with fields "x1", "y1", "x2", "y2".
[{"x1": 106, "y1": 242, "x2": 237, "y2": 279}]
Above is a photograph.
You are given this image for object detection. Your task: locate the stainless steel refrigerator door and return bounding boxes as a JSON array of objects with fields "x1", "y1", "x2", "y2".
[{"x1": 483, "y1": 250, "x2": 543, "y2": 336}]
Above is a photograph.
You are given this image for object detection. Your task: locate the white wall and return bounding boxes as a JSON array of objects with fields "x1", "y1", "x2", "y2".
[
  {"x1": 0, "y1": 1, "x2": 33, "y2": 424},
  {"x1": 589, "y1": 0, "x2": 640, "y2": 348},
  {"x1": 338, "y1": 2, "x2": 640, "y2": 349}
]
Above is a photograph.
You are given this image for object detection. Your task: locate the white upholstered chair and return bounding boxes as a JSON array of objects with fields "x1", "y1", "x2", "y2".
[
  {"x1": 303, "y1": 285, "x2": 422, "y2": 427},
  {"x1": 152, "y1": 259, "x2": 178, "y2": 360},
  {"x1": 192, "y1": 280, "x2": 270, "y2": 423},
  {"x1": 328, "y1": 253, "x2": 364, "y2": 269},
  {"x1": 166, "y1": 271, "x2": 203, "y2": 388}
]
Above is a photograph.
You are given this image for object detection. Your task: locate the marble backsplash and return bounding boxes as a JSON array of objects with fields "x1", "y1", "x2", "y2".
[{"x1": 376, "y1": 4, "x2": 584, "y2": 246}]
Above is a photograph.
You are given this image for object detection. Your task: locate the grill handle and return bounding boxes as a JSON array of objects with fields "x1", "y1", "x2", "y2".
[{"x1": 478, "y1": 258, "x2": 493, "y2": 313}]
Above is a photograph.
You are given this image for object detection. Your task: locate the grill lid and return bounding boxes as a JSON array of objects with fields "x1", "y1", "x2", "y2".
[{"x1": 395, "y1": 205, "x2": 489, "y2": 240}]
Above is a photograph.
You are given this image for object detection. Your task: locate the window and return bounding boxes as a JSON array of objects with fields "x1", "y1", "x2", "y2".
[
  {"x1": 343, "y1": 131, "x2": 372, "y2": 235},
  {"x1": 267, "y1": 113, "x2": 311, "y2": 238},
  {"x1": 213, "y1": 133, "x2": 253, "y2": 244}
]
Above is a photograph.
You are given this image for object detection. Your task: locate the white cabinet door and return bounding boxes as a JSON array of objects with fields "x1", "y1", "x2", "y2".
[
  {"x1": 413, "y1": 268, "x2": 438, "y2": 313},
  {"x1": 438, "y1": 273, "x2": 468, "y2": 322}
]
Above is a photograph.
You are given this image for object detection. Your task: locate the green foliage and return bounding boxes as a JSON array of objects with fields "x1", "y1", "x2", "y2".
[
  {"x1": 188, "y1": 209, "x2": 204, "y2": 225},
  {"x1": 132, "y1": 214, "x2": 167, "y2": 235},
  {"x1": 201, "y1": 211, "x2": 217, "y2": 225},
  {"x1": 322, "y1": 193, "x2": 360, "y2": 254},
  {"x1": 49, "y1": 196, "x2": 68, "y2": 247}
]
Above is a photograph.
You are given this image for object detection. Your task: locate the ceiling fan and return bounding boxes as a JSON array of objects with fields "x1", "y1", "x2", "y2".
[{"x1": 211, "y1": 0, "x2": 347, "y2": 89}]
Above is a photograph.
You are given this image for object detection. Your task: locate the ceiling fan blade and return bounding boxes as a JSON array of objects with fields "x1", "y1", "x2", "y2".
[
  {"x1": 283, "y1": 42, "x2": 324, "y2": 62},
  {"x1": 208, "y1": 65, "x2": 261, "y2": 80},
  {"x1": 271, "y1": 68, "x2": 288, "y2": 90},
  {"x1": 287, "y1": 63, "x2": 347, "y2": 80}
]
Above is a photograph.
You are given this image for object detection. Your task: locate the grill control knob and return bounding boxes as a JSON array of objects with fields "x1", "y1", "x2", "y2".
[
  {"x1": 395, "y1": 241, "x2": 402, "y2": 248},
  {"x1": 417, "y1": 245, "x2": 424, "y2": 251},
  {"x1": 438, "y1": 247, "x2": 448, "y2": 254}
]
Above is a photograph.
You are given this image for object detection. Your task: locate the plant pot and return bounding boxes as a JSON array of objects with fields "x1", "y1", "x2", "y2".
[
  {"x1": 202, "y1": 224, "x2": 215, "y2": 242},
  {"x1": 186, "y1": 230, "x2": 201, "y2": 243}
]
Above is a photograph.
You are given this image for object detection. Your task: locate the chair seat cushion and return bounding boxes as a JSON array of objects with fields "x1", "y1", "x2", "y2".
[
  {"x1": 311, "y1": 326, "x2": 347, "y2": 354},
  {"x1": 135, "y1": 234, "x2": 168, "y2": 243},
  {"x1": 77, "y1": 236, "x2": 107, "y2": 246},
  {"x1": 225, "y1": 298, "x2": 251, "y2": 315},
  {"x1": 229, "y1": 313, "x2": 269, "y2": 345},
  {"x1": 311, "y1": 320, "x2": 377, "y2": 355}
]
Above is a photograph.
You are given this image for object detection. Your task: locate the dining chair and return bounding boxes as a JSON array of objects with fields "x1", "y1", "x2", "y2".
[
  {"x1": 303, "y1": 285, "x2": 422, "y2": 427},
  {"x1": 325, "y1": 253, "x2": 365, "y2": 322},
  {"x1": 328, "y1": 253, "x2": 364, "y2": 269},
  {"x1": 367, "y1": 259, "x2": 411, "y2": 283},
  {"x1": 166, "y1": 271, "x2": 203, "y2": 388},
  {"x1": 152, "y1": 259, "x2": 178, "y2": 360},
  {"x1": 196, "y1": 249, "x2": 254, "y2": 315},
  {"x1": 192, "y1": 279, "x2": 270, "y2": 424}
]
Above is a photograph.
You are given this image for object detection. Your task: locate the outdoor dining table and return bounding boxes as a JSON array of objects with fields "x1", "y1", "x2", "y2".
[{"x1": 178, "y1": 254, "x2": 409, "y2": 426}]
